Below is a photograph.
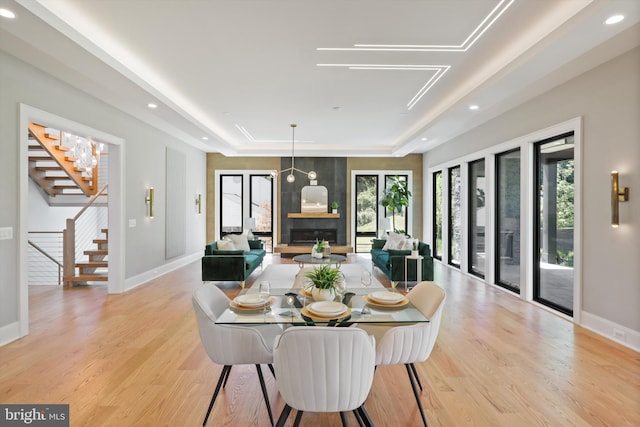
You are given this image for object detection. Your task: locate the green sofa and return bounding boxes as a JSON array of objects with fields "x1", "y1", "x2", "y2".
[
  {"x1": 201, "y1": 239, "x2": 266, "y2": 288},
  {"x1": 370, "y1": 238, "x2": 434, "y2": 282}
]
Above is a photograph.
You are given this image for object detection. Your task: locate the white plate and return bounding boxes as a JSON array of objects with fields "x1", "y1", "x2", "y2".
[
  {"x1": 369, "y1": 291, "x2": 404, "y2": 304},
  {"x1": 234, "y1": 294, "x2": 268, "y2": 307},
  {"x1": 308, "y1": 301, "x2": 347, "y2": 316}
]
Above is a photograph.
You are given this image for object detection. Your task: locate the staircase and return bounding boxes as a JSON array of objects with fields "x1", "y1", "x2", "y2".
[
  {"x1": 65, "y1": 228, "x2": 109, "y2": 284},
  {"x1": 28, "y1": 122, "x2": 97, "y2": 197}
]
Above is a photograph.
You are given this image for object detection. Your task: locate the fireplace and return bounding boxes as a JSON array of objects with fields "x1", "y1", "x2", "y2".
[{"x1": 290, "y1": 228, "x2": 337, "y2": 245}]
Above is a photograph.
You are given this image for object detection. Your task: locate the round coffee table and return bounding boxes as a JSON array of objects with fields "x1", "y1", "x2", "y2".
[{"x1": 292, "y1": 254, "x2": 347, "y2": 268}]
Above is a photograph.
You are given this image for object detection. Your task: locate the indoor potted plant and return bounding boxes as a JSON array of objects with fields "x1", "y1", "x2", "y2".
[
  {"x1": 305, "y1": 264, "x2": 341, "y2": 301},
  {"x1": 380, "y1": 175, "x2": 412, "y2": 233},
  {"x1": 330, "y1": 201, "x2": 339, "y2": 214},
  {"x1": 311, "y1": 239, "x2": 324, "y2": 258}
]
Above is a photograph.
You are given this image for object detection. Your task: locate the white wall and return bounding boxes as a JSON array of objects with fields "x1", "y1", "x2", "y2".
[
  {"x1": 0, "y1": 50, "x2": 206, "y2": 342},
  {"x1": 424, "y1": 46, "x2": 640, "y2": 342},
  {"x1": 27, "y1": 180, "x2": 81, "y2": 231}
]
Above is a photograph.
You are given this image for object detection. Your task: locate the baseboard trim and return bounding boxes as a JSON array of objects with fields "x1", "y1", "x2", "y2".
[
  {"x1": 123, "y1": 252, "x2": 201, "y2": 292},
  {"x1": 581, "y1": 312, "x2": 640, "y2": 352},
  {"x1": 0, "y1": 321, "x2": 21, "y2": 347}
]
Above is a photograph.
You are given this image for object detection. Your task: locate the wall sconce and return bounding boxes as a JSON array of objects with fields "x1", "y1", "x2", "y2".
[
  {"x1": 145, "y1": 187, "x2": 155, "y2": 218},
  {"x1": 196, "y1": 193, "x2": 202, "y2": 214},
  {"x1": 611, "y1": 171, "x2": 629, "y2": 227}
]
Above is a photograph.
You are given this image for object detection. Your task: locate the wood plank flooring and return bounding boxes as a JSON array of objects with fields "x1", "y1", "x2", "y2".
[{"x1": 1, "y1": 255, "x2": 638, "y2": 426}]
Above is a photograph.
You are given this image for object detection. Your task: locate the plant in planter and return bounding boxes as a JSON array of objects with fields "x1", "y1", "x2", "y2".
[
  {"x1": 305, "y1": 264, "x2": 341, "y2": 301},
  {"x1": 311, "y1": 239, "x2": 324, "y2": 258},
  {"x1": 412, "y1": 240, "x2": 419, "y2": 257},
  {"x1": 381, "y1": 175, "x2": 412, "y2": 233},
  {"x1": 330, "y1": 201, "x2": 339, "y2": 214}
]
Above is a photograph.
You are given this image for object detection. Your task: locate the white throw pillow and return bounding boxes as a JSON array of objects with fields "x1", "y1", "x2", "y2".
[
  {"x1": 226, "y1": 233, "x2": 251, "y2": 252},
  {"x1": 217, "y1": 239, "x2": 236, "y2": 251},
  {"x1": 382, "y1": 231, "x2": 407, "y2": 250}
]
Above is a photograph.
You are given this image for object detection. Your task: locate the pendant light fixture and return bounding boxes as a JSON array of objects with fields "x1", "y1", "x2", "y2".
[{"x1": 270, "y1": 124, "x2": 316, "y2": 183}]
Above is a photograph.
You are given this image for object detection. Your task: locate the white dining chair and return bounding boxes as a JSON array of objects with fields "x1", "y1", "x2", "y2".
[
  {"x1": 273, "y1": 326, "x2": 377, "y2": 427},
  {"x1": 192, "y1": 284, "x2": 282, "y2": 426},
  {"x1": 359, "y1": 281, "x2": 446, "y2": 427}
]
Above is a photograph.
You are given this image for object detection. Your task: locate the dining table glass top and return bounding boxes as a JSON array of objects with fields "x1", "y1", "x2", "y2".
[{"x1": 215, "y1": 285, "x2": 429, "y2": 326}]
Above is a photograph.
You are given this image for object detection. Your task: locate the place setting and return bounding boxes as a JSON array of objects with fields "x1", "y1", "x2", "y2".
[
  {"x1": 300, "y1": 300, "x2": 352, "y2": 321},
  {"x1": 229, "y1": 281, "x2": 275, "y2": 312},
  {"x1": 363, "y1": 290, "x2": 409, "y2": 309}
]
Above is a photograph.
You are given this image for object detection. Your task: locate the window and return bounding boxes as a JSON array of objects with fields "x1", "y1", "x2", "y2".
[
  {"x1": 250, "y1": 174, "x2": 274, "y2": 252},
  {"x1": 384, "y1": 174, "x2": 409, "y2": 234},
  {"x1": 495, "y1": 149, "x2": 521, "y2": 292},
  {"x1": 433, "y1": 171, "x2": 443, "y2": 260},
  {"x1": 355, "y1": 175, "x2": 378, "y2": 253},
  {"x1": 468, "y1": 159, "x2": 486, "y2": 278},
  {"x1": 448, "y1": 166, "x2": 461, "y2": 267},
  {"x1": 220, "y1": 175, "x2": 243, "y2": 235},
  {"x1": 534, "y1": 133, "x2": 575, "y2": 315}
]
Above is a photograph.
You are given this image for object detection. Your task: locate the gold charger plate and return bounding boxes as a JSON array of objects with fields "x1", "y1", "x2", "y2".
[
  {"x1": 229, "y1": 296, "x2": 275, "y2": 311},
  {"x1": 301, "y1": 306, "x2": 352, "y2": 321},
  {"x1": 300, "y1": 288, "x2": 313, "y2": 298},
  {"x1": 363, "y1": 295, "x2": 409, "y2": 308}
]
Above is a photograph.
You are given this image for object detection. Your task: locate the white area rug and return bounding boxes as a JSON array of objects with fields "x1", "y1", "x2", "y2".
[{"x1": 252, "y1": 263, "x2": 384, "y2": 291}]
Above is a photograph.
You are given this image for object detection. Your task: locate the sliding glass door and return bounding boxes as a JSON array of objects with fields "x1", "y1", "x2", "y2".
[
  {"x1": 495, "y1": 149, "x2": 520, "y2": 292},
  {"x1": 534, "y1": 133, "x2": 575, "y2": 315}
]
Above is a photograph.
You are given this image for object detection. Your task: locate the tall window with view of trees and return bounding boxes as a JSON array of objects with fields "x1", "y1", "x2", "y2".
[
  {"x1": 220, "y1": 175, "x2": 243, "y2": 235},
  {"x1": 495, "y1": 149, "x2": 521, "y2": 292},
  {"x1": 448, "y1": 166, "x2": 461, "y2": 267},
  {"x1": 433, "y1": 171, "x2": 443, "y2": 260},
  {"x1": 355, "y1": 175, "x2": 379, "y2": 252},
  {"x1": 468, "y1": 159, "x2": 486, "y2": 278},
  {"x1": 534, "y1": 133, "x2": 574, "y2": 316},
  {"x1": 250, "y1": 175, "x2": 273, "y2": 252}
]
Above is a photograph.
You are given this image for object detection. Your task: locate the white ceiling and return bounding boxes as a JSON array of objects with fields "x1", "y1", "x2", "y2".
[{"x1": 1, "y1": 0, "x2": 639, "y2": 157}]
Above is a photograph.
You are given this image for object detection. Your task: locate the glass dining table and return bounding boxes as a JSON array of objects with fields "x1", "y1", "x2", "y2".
[{"x1": 215, "y1": 286, "x2": 430, "y2": 326}]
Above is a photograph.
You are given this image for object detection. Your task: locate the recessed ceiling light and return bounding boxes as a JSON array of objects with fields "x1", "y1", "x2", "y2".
[
  {"x1": 605, "y1": 14, "x2": 624, "y2": 25},
  {"x1": 421, "y1": 137, "x2": 428, "y2": 141},
  {"x1": 202, "y1": 136, "x2": 209, "y2": 140},
  {"x1": 0, "y1": 8, "x2": 16, "y2": 19},
  {"x1": 469, "y1": 105, "x2": 479, "y2": 110},
  {"x1": 147, "y1": 103, "x2": 158, "y2": 109}
]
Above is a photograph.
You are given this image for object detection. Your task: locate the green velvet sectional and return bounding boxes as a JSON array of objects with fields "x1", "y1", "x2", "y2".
[
  {"x1": 201, "y1": 239, "x2": 266, "y2": 288},
  {"x1": 370, "y1": 239, "x2": 434, "y2": 282}
]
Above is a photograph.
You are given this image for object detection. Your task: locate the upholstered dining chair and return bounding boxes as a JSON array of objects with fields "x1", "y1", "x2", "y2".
[
  {"x1": 273, "y1": 326, "x2": 377, "y2": 427},
  {"x1": 192, "y1": 284, "x2": 282, "y2": 426},
  {"x1": 359, "y1": 281, "x2": 446, "y2": 427}
]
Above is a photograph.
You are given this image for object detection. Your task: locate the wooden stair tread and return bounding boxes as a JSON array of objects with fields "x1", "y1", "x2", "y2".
[
  {"x1": 85, "y1": 249, "x2": 108, "y2": 255},
  {"x1": 35, "y1": 166, "x2": 63, "y2": 171},
  {"x1": 64, "y1": 274, "x2": 108, "y2": 282},
  {"x1": 93, "y1": 239, "x2": 108, "y2": 244},
  {"x1": 77, "y1": 261, "x2": 108, "y2": 267}
]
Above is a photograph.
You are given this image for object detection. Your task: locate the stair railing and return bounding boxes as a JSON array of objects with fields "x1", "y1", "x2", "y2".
[
  {"x1": 63, "y1": 184, "x2": 109, "y2": 283},
  {"x1": 28, "y1": 232, "x2": 63, "y2": 285}
]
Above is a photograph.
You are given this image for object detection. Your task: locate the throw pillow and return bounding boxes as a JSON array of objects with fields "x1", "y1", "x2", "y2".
[
  {"x1": 226, "y1": 233, "x2": 251, "y2": 252},
  {"x1": 382, "y1": 231, "x2": 412, "y2": 250},
  {"x1": 217, "y1": 239, "x2": 236, "y2": 251}
]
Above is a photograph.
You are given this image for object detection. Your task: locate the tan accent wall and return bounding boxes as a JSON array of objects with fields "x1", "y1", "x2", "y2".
[{"x1": 207, "y1": 153, "x2": 424, "y2": 244}]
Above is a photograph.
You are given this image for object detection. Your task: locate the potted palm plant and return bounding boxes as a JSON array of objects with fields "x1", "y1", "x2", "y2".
[{"x1": 305, "y1": 264, "x2": 341, "y2": 301}]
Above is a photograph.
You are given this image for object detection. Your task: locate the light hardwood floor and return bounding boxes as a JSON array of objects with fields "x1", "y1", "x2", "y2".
[{"x1": 1, "y1": 255, "x2": 638, "y2": 426}]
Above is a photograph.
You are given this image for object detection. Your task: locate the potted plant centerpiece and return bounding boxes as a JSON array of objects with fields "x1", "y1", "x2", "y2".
[
  {"x1": 311, "y1": 239, "x2": 324, "y2": 258},
  {"x1": 305, "y1": 264, "x2": 341, "y2": 301}
]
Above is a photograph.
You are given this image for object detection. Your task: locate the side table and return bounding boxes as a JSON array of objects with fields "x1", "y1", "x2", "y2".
[{"x1": 404, "y1": 255, "x2": 424, "y2": 292}]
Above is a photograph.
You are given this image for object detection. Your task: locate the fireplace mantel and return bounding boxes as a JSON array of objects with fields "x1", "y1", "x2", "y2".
[{"x1": 287, "y1": 212, "x2": 340, "y2": 218}]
